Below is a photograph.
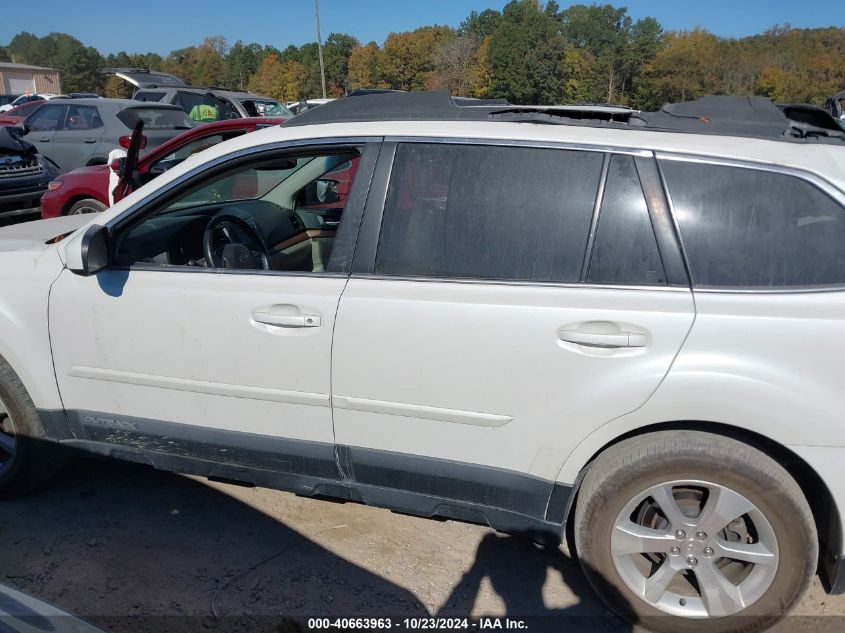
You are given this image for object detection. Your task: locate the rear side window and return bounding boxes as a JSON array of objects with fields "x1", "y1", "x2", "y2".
[
  {"x1": 116, "y1": 108, "x2": 192, "y2": 130},
  {"x1": 587, "y1": 156, "x2": 666, "y2": 285},
  {"x1": 375, "y1": 143, "x2": 603, "y2": 283},
  {"x1": 662, "y1": 160, "x2": 845, "y2": 287},
  {"x1": 64, "y1": 105, "x2": 103, "y2": 130},
  {"x1": 133, "y1": 91, "x2": 166, "y2": 102}
]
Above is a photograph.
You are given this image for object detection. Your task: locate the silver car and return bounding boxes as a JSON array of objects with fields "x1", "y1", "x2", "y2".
[{"x1": 19, "y1": 98, "x2": 192, "y2": 174}]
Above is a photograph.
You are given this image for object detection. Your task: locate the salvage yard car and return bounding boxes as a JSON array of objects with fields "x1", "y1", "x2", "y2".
[
  {"x1": 1, "y1": 91, "x2": 845, "y2": 633},
  {"x1": 19, "y1": 98, "x2": 192, "y2": 174},
  {"x1": 106, "y1": 67, "x2": 295, "y2": 121},
  {"x1": 40, "y1": 116, "x2": 287, "y2": 217},
  {"x1": 0, "y1": 124, "x2": 56, "y2": 219}
]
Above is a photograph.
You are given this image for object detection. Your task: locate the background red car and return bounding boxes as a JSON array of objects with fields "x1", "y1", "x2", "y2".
[
  {"x1": 41, "y1": 117, "x2": 285, "y2": 217},
  {"x1": 0, "y1": 101, "x2": 46, "y2": 127}
]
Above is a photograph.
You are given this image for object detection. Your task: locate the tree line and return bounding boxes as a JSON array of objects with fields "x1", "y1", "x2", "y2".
[{"x1": 2, "y1": 0, "x2": 844, "y2": 109}]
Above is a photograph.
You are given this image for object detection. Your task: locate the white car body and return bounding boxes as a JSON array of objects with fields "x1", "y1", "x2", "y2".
[
  {"x1": 0, "y1": 93, "x2": 65, "y2": 113},
  {"x1": 2, "y1": 95, "x2": 845, "y2": 624}
]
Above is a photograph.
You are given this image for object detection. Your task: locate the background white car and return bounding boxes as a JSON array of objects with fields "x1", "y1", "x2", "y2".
[{"x1": 0, "y1": 93, "x2": 66, "y2": 113}]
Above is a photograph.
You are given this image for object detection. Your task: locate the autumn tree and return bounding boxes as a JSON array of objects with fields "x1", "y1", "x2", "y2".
[
  {"x1": 247, "y1": 54, "x2": 306, "y2": 101},
  {"x1": 636, "y1": 29, "x2": 721, "y2": 108},
  {"x1": 348, "y1": 42, "x2": 382, "y2": 90},
  {"x1": 432, "y1": 35, "x2": 485, "y2": 96},
  {"x1": 378, "y1": 26, "x2": 453, "y2": 91}
]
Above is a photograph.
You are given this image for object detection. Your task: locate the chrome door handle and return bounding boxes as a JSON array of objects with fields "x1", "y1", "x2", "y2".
[
  {"x1": 252, "y1": 312, "x2": 321, "y2": 328},
  {"x1": 559, "y1": 330, "x2": 647, "y2": 348}
]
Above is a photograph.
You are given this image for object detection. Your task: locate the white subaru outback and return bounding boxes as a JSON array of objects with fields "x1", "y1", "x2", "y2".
[{"x1": 0, "y1": 92, "x2": 843, "y2": 632}]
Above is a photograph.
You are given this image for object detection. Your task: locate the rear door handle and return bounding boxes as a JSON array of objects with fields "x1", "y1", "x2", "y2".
[
  {"x1": 559, "y1": 330, "x2": 647, "y2": 348},
  {"x1": 252, "y1": 311, "x2": 321, "y2": 328},
  {"x1": 83, "y1": 138, "x2": 97, "y2": 143}
]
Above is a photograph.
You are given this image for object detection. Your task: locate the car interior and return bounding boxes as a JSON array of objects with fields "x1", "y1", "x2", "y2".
[{"x1": 115, "y1": 150, "x2": 360, "y2": 273}]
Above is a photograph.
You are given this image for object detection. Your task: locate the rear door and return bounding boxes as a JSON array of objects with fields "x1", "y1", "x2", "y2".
[
  {"x1": 331, "y1": 142, "x2": 695, "y2": 522},
  {"x1": 50, "y1": 104, "x2": 106, "y2": 171}
]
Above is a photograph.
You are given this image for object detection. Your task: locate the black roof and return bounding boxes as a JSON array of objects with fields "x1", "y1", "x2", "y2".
[{"x1": 286, "y1": 90, "x2": 844, "y2": 143}]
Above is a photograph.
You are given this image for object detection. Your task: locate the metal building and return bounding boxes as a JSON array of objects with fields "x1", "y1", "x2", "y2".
[{"x1": 0, "y1": 62, "x2": 62, "y2": 95}]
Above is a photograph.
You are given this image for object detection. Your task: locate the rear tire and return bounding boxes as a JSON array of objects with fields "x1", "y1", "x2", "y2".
[
  {"x1": 573, "y1": 431, "x2": 816, "y2": 633},
  {"x1": 67, "y1": 198, "x2": 107, "y2": 215},
  {"x1": 0, "y1": 356, "x2": 60, "y2": 498}
]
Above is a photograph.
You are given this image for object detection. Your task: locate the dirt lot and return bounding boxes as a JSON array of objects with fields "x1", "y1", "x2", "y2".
[{"x1": 2, "y1": 457, "x2": 844, "y2": 633}]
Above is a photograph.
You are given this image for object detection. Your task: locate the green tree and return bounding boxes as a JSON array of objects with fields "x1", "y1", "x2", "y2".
[
  {"x1": 223, "y1": 41, "x2": 263, "y2": 90},
  {"x1": 486, "y1": 0, "x2": 558, "y2": 103},
  {"x1": 323, "y1": 33, "x2": 359, "y2": 95},
  {"x1": 459, "y1": 9, "x2": 502, "y2": 38}
]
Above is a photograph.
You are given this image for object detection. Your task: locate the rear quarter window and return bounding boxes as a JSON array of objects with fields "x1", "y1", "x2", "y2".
[
  {"x1": 662, "y1": 159, "x2": 845, "y2": 287},
  {"x1": 133, "y1": 92, "x2": 166, "y2": 102},
  {"x1": 117, "y1": 108, "x2": 193, "y2": 131}
]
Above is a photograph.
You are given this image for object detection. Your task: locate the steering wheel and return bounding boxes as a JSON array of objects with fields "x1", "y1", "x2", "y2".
[{"x1": 202, "y1": 213, "x2": 270, "y2": 270}]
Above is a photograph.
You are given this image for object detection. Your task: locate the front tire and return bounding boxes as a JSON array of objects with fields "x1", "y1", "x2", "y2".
[
  {"x1": 67, "y1": 198, "x2": 107, "y2": 215},
  {"x1": 573, "y1": 431, "x2": 816, "y2": 633},
  {"x1": 0, "y1": 356, "x2": 60, "y2": 498}
]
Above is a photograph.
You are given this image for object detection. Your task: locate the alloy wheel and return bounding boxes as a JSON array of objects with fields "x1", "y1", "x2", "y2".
[{"x1": 611, "y1": 479, "x2": 779, "y2": 618}]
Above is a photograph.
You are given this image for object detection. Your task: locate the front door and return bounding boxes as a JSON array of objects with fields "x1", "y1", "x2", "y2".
[
  {"x1": 22, "y1": 104, "x2": 66, "y2": 158},
  {"x1": 331, "y1": 143, "x2": 695, "y2": 521},
  {"x1": 50, "y1": 141, "x2": 377, "y2": 484}
]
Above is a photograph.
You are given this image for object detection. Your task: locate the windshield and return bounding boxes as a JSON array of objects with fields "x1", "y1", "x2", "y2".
[
  {"x1": 117, "y1": 107, "x2": 193, "y2": 130},
  {"x1": 237, "y1": 98, "x2": 293, "y2": 118},
  {"x1": 167, "y1": 156, "x2": 316, "y2": 212}
]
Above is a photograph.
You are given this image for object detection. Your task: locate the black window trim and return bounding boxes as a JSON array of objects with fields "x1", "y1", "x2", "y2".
[
  {"x1": 101, "y1": 136, "x2": 383, "y2": 278},
  {"x1": 351, "y1": 137, "x2": 690, "y2": 290},
  {"x1": 657, "y1": 152, "x2": 845, "y2": 293},
  {"x1": 634, "y1": 155, "x2": 690, "y2": 287},
  {"x1": 579, "y1": 153, "x2": 610, "y2": 281}
]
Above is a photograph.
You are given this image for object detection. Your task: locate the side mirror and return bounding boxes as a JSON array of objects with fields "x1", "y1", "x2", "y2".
[
  {"x1": 317, "y1": 179, "x2": 341, "y2": 204},
  {"x1": 110, "y1": 156, "x2": 126, "y2": 177},
  {"x1": 70, "y1": 224, "x2": 110, "y2": 276},
  {"x1": 9, "y1": 123, "x2": 27, "y2": 139},
  {"x1": 304, "y1": 179, "x2": 341, "y2": 205}
]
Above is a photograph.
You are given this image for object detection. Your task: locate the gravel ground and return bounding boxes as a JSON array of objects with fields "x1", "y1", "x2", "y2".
[{"x1": 1, "y1": 457, "x2": 843, "y2": 633}]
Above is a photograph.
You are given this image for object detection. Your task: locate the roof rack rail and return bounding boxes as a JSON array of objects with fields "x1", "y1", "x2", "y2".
[{"x1": 286, "y1": 91, "x2": 844, "y2": 143}]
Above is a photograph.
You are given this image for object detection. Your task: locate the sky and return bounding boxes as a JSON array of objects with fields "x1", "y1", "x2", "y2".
[{"x1": 2, "y1": 0, "x2": 842, "y2": 56}]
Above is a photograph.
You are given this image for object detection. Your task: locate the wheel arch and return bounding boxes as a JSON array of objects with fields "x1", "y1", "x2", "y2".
[{"x1": 561, "y1": 420, "x2": 842, "y2": 593}]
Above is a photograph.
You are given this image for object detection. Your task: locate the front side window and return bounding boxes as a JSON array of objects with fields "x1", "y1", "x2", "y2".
[
  {"x1": 149, "y1": 131, "x2": 245, "y2": 174},
  {"x1": 27, "y1": 105, "x2": 66, "y2": 131},
  {"x1": 375, "y1": 143, "x2": 603, "y2": 283},
  {"x1": 662, "y1": 160, "x2": 845, "y2": 287},
  {"x1": 175, "y1": 92, "x2": 237, "y2": 122},
  {"x1": 116, "y1": 148, "x2": 362, "y2": 274}
]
